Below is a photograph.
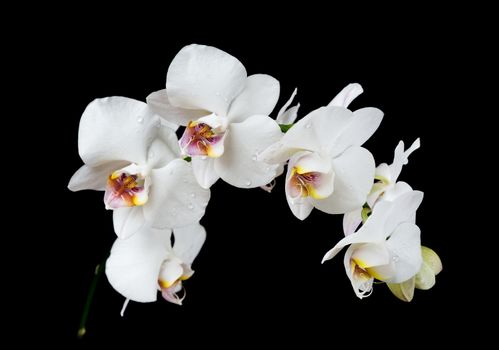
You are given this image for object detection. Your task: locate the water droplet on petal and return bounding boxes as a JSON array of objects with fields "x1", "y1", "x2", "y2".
[
  {"x1": 188, "y1": 203, "x2": 194, "y2": 209},
  {"x1": 392, "y1": 255, "x2": 399, "y2": 262},
  {"x1": 252, "y1": 154, "x2": 257, "y2": 161},
  {"x1": 182, "y1": 178, "x2": 188, "y2": 183},
  {"x1": 190, "y1": 193, "x2": 196, "y2": 198},
  {"x1": 305, "y1": 123, "x2": 311, "y2": 129},
  {"x1": 264, "y1": 167, "x2": 270, "y2": 172},
  {"x1": 245, "y1": 180, "x2": 252, "y2": 187},
  {"x1": 137, "y1": 116, "x2": 144, "y2": 123}
]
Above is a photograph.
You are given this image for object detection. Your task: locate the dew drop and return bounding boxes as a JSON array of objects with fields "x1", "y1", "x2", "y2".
[
  {"x1": 305, "y1": 123, "x2": 311, "y2": 129},
  {"x1": 188, "y1": 203, "x2": 194, "y2": 209},
  {"x1": 392, "y1": 255, "x2": 399, "y2": 262},
  {"x1": 252, "y1": 154, "x2": 257, "y2": 161},
  {"x1": 190, "y1": 193, "x2": 196, "y2": 198},
  {"x1": 137, "y1": 116, "x2": 144, "y2": 123},
  {"x1": 245, "y1": 180, "x2": 252, "y2": 187}
]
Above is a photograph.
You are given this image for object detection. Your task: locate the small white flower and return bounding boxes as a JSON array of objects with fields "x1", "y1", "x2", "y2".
[
  {"x1": 147, "y1": 44, "x2": 283, "y2": 189},
  {"x1": 106, "y1": 223, "x2": 206, "y2": 306},
  {"x1": 322, "y1": 191, "x2": 424, "y2": 299},
  {"x1": 343, "y1": 138, "x2": 420, "y2": 236},
  {"x1": 259, "y1": 83, "x2": 383, "y2": 220},
  {"x1": 68, "y1": 97, "x2": 210, "y2": 238}
]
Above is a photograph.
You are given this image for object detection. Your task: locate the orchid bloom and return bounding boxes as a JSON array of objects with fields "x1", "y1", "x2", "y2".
[
  {"x1": 387, "y1": 246, "x2": 443, "y2": 302},
  {"x1": 106, "y1": 223, "x2": 206, "y2": 308},
  {"x1": 147, "y1": 44, "x2": 283, "y2": 189},
  {"x1": 343, "y1": 138, "x2": 421, "y2": 236},
  {"x1": 68, "y1": 97, "x2": 210, "y2": 238},
  {"x1": 322, "y1": 190, "x2": 424, "y2": 299},
  {"x1": 258, "y1": 83, "x2": 383, "y2": 220}
]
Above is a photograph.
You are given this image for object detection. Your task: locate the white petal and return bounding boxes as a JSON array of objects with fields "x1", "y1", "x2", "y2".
[
  {"x1": 113, "y1": 207, "x2": 146, "y2": 239},
  {"x1": 68, "y1": 161, "x2": 127, "y2": 191},
  {"x1": 389, "y1": 138, "x2": 421, "y2": 182},
  {"x1": 387, "y1": 277, "x2": 415, "y2": 302},
  {"x1": 313, "y1": 146, "x2": 375, "y2": 214},
  {"x1": 106, "y1": 226, "x2": 171, "y2": 302},
  {"x1": 375, "y1": 163, "x2": 392, "y2": 183},
  {"x1": 386, "y1": 222, "x2": 422, "y2": 283},
  {"x1": 276, "y1": 88, "x2": 299, "y2": 125},
  {"x1": 328, "y1": 83, "x2": 363, "y2": 108},
  {"x1": 192, "y1": 157, "x2": 220, "y2": 189},
  {"x1": 343, "y1": 208, "x2": 363, "y2": 236},
  {"x1": 328, "y1": 107, "x2": 383, "y2": 157},
  {"x1": 147, "y1": 136, "x2": 180, "y2": 170},
  {"x1": 214, "y1": 115, "x2": 282, "y2": 188},
  {"x1": 78, "y1": 97, "x2": 160, "y2": 166},
  {"x1": 382, "y1": 181, "x2": 413, "y2": 202},
  {"x1": 144, "y1": 159, "x2": 210, "y2": 228},
  {"x1": 166, "y1": 44, "x2": 247, "y2": 116},
  {"x1": 281, "y1": 106, "x2": 353, "y2": 154},
  {"x1": 173, "y1": 222, "x2": 206, "y2": 264},
  {"x1": 351, "y1": 243, "x2": 391, "y2": 269},
  {"x1": 322, "y1": 201, "x2": 392, "y2": 263},
  {"x1": 293, "y1": 151, "x2": 332, "y2": 174},
  {"x1": 257, "y1": 140, "x2": 299, "y2": 164},
  {"x1": 227, "y1": 74, "x2": 280, "y2": 123},
  {"x1": 383, "y1": 190, "x2": 424, "y2": 236},
  {"x1": 415, "y1": 262, "x2": 436, "y2": 290},
  {"x1": 146, "y1": 89, "x2": 207, "y2": 127}
]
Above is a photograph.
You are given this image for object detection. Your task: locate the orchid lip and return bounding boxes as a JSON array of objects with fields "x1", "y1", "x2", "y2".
[
  {"x1": 288, "y1": 167, "x2": 325, "y2": 199},
  {"x1": 104, "y1": 170, "x2": 148, "y2": 209},
  {"x1": 179, "y1": 120, "x2": 225, "y2": 158}
]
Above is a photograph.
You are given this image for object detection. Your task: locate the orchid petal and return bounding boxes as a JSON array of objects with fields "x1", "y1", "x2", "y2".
[
  {"x1": 343, "y1": 208, "x2": 363, "y2": 236},
  {"x1": 106, "y1": 227, "x2": 171, "y2": 302},
  {"x1": 214, "y1": 115, "x2": 282, "y2": 188},
  {"x1": 113, "y1": 206, "x2": 146, "y2": 239},
  {"x1": 146, "y1": 89, "x2": 207, "y2": 127},
  {"x1": 313, "y1": 146, "x2": 375, "y2": 214},
  {"x1": 78, "y1": 97, "x2": 160, "y2": 166},
  {"x1": 328, "y1": 107, "x2": 383, "y2": 157},
  {"x1": 173, "y1": 223, "x2": 206, "y2": 264},
  {"x1": 386, "y1": 222, "x2": 422, "y2": 283},
  {"x1": 390, "y1": 138, "x2": 420, "y2": 182},
  {"x1": 68, "y1": 161, "x2": 127, "y2": 191},
  {"x1": 328, "y1": 83, "x2": 363, "y2": 108},
  {"x1": 192, "y1": 157, "x2": 220, "y2": 189},
  {"x1": 228, "y1": 74, "x2": 280, "y2": 123},
  {"x1": 144, "y1": 159, "x2": 210, "y2": 229},
  {"x1": 166, "y1": 44, "x2": 247, "y2": 116},
  {"x1": 276, "y1": 88, "x2": 299, "y2": 125}
]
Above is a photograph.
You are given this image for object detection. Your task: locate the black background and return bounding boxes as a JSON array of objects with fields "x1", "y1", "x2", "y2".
[{"x1": 18, "y1": 9, "x2": 482, "y2": 345}]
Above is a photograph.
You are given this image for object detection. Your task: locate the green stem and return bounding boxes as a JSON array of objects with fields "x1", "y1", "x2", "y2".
[
  {"x1": 279, "y1": 123, "x2": 294, "y2": 133},
  {"x1": 77, "y1": 255, "x2": 108, "y2": 338}
]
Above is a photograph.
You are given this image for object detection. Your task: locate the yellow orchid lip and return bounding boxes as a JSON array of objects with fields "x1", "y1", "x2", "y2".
[{"x1": 289, "y1": 167, "x2": 325, "y2": 199}]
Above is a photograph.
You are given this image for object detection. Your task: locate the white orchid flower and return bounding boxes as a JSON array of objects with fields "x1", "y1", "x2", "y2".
[
  {"x1": 106, "y1": 223, "x2": 206, "y2": 308},
  {"x1": 387, "y1": 246, "x2": 443, "y2": 302},
  {"x1": 68, "y1": 97, "x2": 210, "y2": 239},
  {"x1": 258, "y1": 83, "x2": 382, "y2": 220},
  {"x1": 343, "y1": 138, "x2": 420, "y2": 236},
  {"x1": 147, "y1": 44, "x2": 282, "y2": 189},
  {"x1": 322, "y1": 190, "x2": 424, "y2": 299}
]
